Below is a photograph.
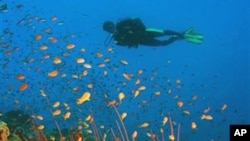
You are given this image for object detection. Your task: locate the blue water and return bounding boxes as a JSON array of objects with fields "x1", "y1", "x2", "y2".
[{"x1": 1, "y1": 0, "x2": 249, "y2": 140}]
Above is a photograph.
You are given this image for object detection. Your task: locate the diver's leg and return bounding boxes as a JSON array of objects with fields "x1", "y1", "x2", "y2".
[
  {"x1": 146, "y1": 28, "x2": 165, "y2": 37},
  {"x1": 141, "y1": 37, "x2": 179, "y2": 46},
  {"x1": 164, "y1": 30, "x2": 183, "y2": 37},
  {"x1": 146, "y1": 28, "x2": 183, "y2": 38}
]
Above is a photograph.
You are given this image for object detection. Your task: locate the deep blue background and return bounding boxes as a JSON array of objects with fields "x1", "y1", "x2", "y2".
[{"x1": 1, "y1": 0, "x2": 249, "y2": 140}]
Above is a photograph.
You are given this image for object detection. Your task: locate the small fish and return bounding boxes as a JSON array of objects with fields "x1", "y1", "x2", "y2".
[
  {"x1": 182, "y1": 110, "x2": 190, "y2": 115},
  {"x1": 203, "y1": 106, "x2": 210, "y2": 113},
  {"x1": 162, "y1": 116, "x2": 168, "y2": 126},
  {"x1": 176, "y1": 78, "x2": 181, "y2": 83},
  {"x1": 16, "y1": 74, "x2": 25, "y2": 80},
  {"x1": 133, "y1": 90, "x2": 140, "y2": 98},
  {"x1": 120, "y1": 59, "x2": 128, "y2": 65},
  {"x1": 40, "y1": 45, "x2": 48, "y2": 50},
  {"x1": 40, "y1": 89, "x2": 46, "y2": 97},
  {"x1": 48, "y1": 37, "x2": 57, "y2": 43},
  {"x1": 137, "y1": 69, "x2": 143, "y2": 75},
  {"x1": 52, "y1": 109, "x2": 61, "y2": 116},
  {"x1": 63, "y1": 111, "x2": 71, "y2": 120},
  {"x1": 35, "y1": 34, "x2": 42, "y2": 40},
  {"x1": 177, "y1": 101, "x2": 184, "y2": 108},
  {"x1": 137, "y1": 85, "x2": 146, "y2": 91},
  {"x1": 121, "y1": 112, "x2": 127, "y2": 121},
  {"x1": 85, "y1": 115, "x2": 92, "y2": 121},
  {"x1": 63, "y1": 103, "x2": 70, "y2": 110},
  {"x1": 135, "y1": 79, "x2": 140, "y2": 85},
  {"x1": 77, "y1": 92, "x2": 91, "y2": 105},
  {"x1": 221, "y1": 104, "x2": 227, "y2": 111},
  {"x1": 191, "y1": 122, "x2": 197, "y2": 129},
  {"x1": 37, "y1": 125, "x2": 45, "y2": 130},
  {"x1": 66, "y1": 43, "x2": 75, "y2": 49},
  {"x1": 200, "y1": 114, "x2": 213, "y2": 120},
  {"x1": 82, "y1": 70, "x2": 88, "y2": 76},
  {"x1": 48, "y1": 70, "x2": 58, "y2": 77},
  {"x1": 53, "y1": 56, "x2": 62, "y2": 64},
  {"x1": 95, "y1": 52, "x2": 103, "y2": 57},
  {"x1": 123, "y1": 73, "x2": 132, "y2": 80},
  {"x1": 76, "y1": 58, "x2": 85, "y2": 63},
  {"x1": 87, "y1": 83, "x2": 93, "y2": 89},
  {"x1": 51, "y1": 16, "x2": 58, "y2": 21},
  {"x1": 118, "y1": 92, "x2": 125, "y2": 102},
  {"x1": 83, "y1": 63, "x2": 92, "y2": 69},
  {"x1": 52, "y1": 101, "x2": 60, "y2": 108},
  {"x1": 98, "y1": 63, "x2": 105, "y2": 68},
  {"x1": 139, "y1": 122, "x2": 149, "y2": 128},
  {"x1": 19, "y1": 83, "x2": 28, "y2": 91},
  {"x1": 106, "y1": 100, "x2": 118, "y2": 107},
  {"x1": 155, "y1": 91, "x2": 161, "y2": 95},
  {"x1": 36, "y1": 115, "x2": 43, "y2": 120},
  {"x1": 131, "y1": 131, "x2": 137, "y2": 140}
]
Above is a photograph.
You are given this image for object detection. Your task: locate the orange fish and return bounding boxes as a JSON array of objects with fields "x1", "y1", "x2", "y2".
[
  {"x1": 37, "y1": 125, "x2": 45, "y2": 130},
  {"x1": 95, "y1": 52, "x2": 103, "y2": 57},
  {"x1": 77, "y1": 92, "x2": 91, "y2": 105},
  {"x1": 118, "y1": 92, "x2": 125, "y2": 102},
  {"x1": 139, "y1": 122, "x2": 149, "y2": 128},
  {"x1": 177, "y1": 101, "x2": 184, "y2": 108},
  {"x1": 135, "y1": 79, "x2": 140, "y2": 85},
  {"x1": 137, "y1": 85, "x2": 146, "y2": 91},
  {"x1": 87, "y1": 83, "x2": 93, "y2": 89},
  {"x1": 40, "y1": 45, "x2": 48, "y2": 50},
  {"x1": 19, "y1": 83, "x2": 28, "y2": 91},
  {"x1": 131, "y1": 131, "x2": 137, "y2": 141},
  {"x1": 16, "y1": 74, "x2": 25, "y2": 80},
  {"x1": 201, "y1": 114, "x2": 213, "y2": 120},
  {"x1": 52, "y1": 109, "x2": 61, "y2": 116},
  {"x1": 52, "y1": 101, "x2": 60, "y2": 108},
  {"x1": 48, "y1": 37, "x2": 57, "y2": 43},
  {"x1": 48, "y1": 70, "x2": 58, "y2": 77},
  {"x1": 76, "y1": 58, "x2": 85, "y2": 63},
  {"x1": 121, "y1": 112, "x2": 127, "y2": 121},
  {"x1": 63, "y1": 111, "x2": 71, "y2": 120},
  {"x1": 35, "y1": 34, "x2": 42, "y2": 40},
  {"x1": 123, "y1": 73, "x2": 132, "y2": 80},
  {"x1": 66, "y1": 43, "x2": 75, "y2": 49},
  {"x1": 53, "y1": 56, "x2": 62, "y2": 64},
  {"x1": 162, "y1": 116, "x2": 168, "y2": 126},
  {"x1": 83, "y1": 63, "x2": 92, "y2": 69},
  {"x1": 106, "y1": 100, "x2": 118, "y2": 107},
  {"x1": 133, "y1": 90, "x2": 140, "y2": 97},
  {"x1": 36, "y1": 115, "x2": 43, "y2": 120},
  {"x1": 191, "y1": 121, "x2": 197, "y2": 129}
]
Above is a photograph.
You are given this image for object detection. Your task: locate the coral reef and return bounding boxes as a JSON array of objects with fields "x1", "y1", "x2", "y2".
[{"x1": 0, "y1": 121, "x2": 10, "y2": 141}]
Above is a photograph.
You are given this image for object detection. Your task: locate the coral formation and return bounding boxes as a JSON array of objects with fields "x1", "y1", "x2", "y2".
[{"x1": 0, "y1": 121, "x2": 10, "y2": 141}]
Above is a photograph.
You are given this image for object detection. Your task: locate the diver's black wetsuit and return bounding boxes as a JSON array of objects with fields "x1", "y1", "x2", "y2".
[
  {"x1": 140, "y1": 30, "x2": 184, "y2": 46},
  {"x1": 111, "y1": 18, "x2": 184, "y2": 47}
]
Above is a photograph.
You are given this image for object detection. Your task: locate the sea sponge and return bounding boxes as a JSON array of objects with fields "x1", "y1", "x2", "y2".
[{"x1": 0, "y1": 121, "x2": 10, "y2": 141}]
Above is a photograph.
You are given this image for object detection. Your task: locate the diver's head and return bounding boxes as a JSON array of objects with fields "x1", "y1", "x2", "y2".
[{"x1": 103, "y1": 21, "x2": 115, "y2": 33}]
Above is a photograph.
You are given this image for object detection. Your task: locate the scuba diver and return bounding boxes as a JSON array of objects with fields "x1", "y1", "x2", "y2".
[{"x1": 103, "y1": 17, "x2": 203, "y2": 47}]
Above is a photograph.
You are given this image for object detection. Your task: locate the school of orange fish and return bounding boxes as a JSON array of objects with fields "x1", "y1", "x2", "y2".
[{"x1": 1, "y1": 9, "x2": 229, "y2": 141}]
